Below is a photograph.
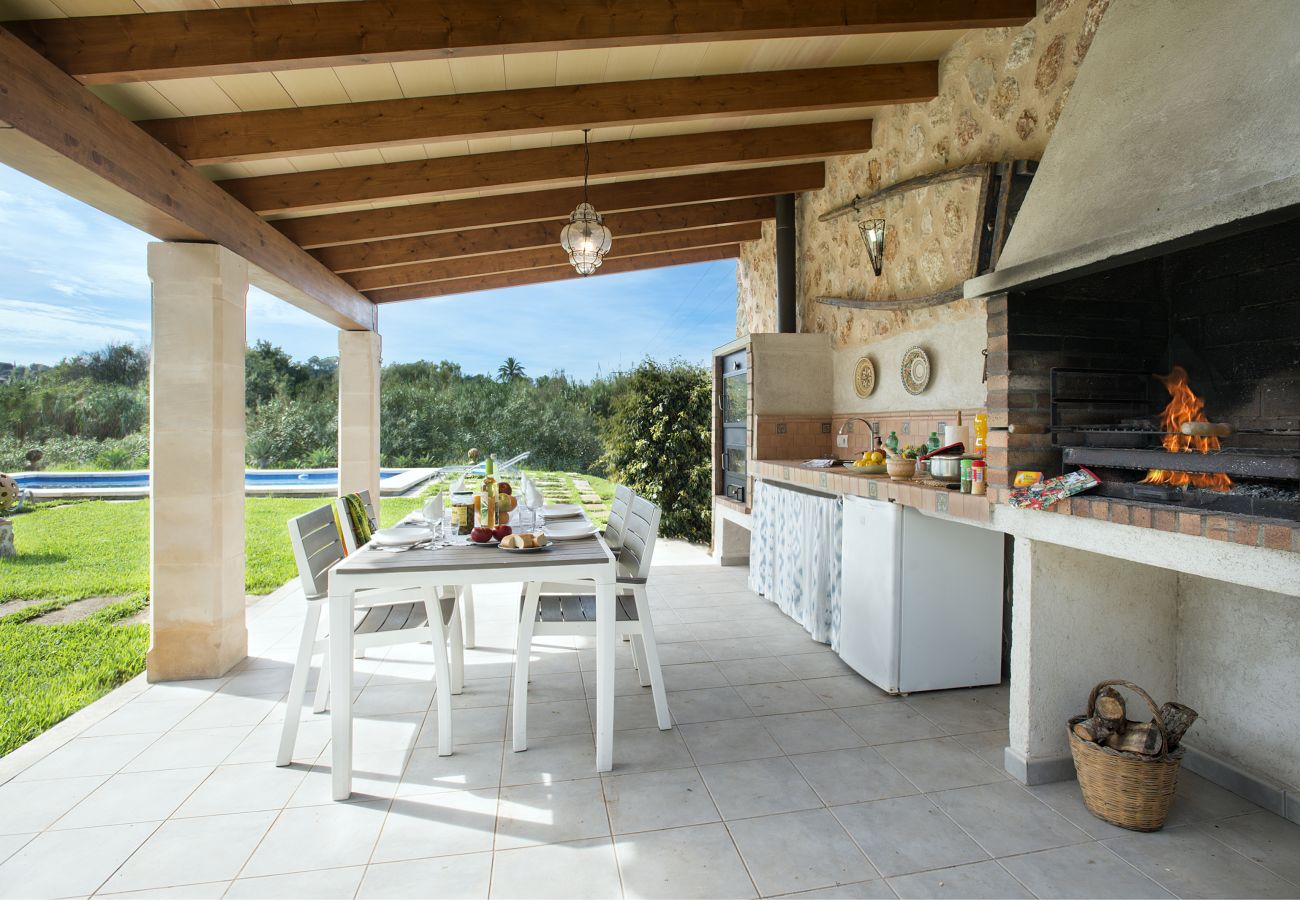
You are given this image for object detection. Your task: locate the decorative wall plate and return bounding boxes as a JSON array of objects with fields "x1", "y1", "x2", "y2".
[
  {"x1": 900, "y1": 347, "x2": 931, "y2": 395},
  {"x1": 853, "y1": 356, "x2": 876, "y2": 398}
]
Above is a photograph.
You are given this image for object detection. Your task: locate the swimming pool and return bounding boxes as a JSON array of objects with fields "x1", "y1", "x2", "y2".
[{"x1": 13, "y1": 468, "x2": 434, "y2": 497}]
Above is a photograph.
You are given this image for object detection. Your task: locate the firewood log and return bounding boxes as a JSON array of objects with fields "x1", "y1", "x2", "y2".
[
  {"x1": 1094, "y1": 687, "x2": 1127, "y2": 733},
  {"x1": 1104, "y1": 722, "x2": 1165, "y2": 756},
  {"x1": 1158, "y1": 702, "x2": 1198, "y2": 750},
  {"x1": 1072, "y1": 716, "x2": 1116, "y2": 744}
]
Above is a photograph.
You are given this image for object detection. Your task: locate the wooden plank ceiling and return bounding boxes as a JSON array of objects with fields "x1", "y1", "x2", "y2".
[{"x1": 0, "y1": 0, "x2": 1035, "y2": 305}]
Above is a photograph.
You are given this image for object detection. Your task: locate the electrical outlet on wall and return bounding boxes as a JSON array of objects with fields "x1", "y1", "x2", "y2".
[
  {"x1": 901, "y1": 422, "x2": 911, "y2": 435},
  {"x1": 776, "y1": 423, "x2": 787, "y2": 434},
  {"x1": 836, "y1": 434, "x2": 849, "y2": 448}
]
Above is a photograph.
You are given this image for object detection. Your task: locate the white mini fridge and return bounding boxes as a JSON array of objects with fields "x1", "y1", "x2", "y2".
[{"x1": 838, "y1": 495, "x2": 1004, "y2": 694}]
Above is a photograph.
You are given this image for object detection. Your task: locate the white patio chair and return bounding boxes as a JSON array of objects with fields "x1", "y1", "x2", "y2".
[
  {"x1": 512, "y1": 495, "x2": 671, "y2": 749},
  {"x1": 338, "y1": 488, "x2": 477, "y2": 650},
  {"x1": 277, "y1": 504, "x2": 463, "y2": 766},
  {"x1": 605, "y1": 484, "x2": 633, "y2": 550}
]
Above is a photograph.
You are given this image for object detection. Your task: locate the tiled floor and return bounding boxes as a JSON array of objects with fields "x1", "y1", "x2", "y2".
[{"x1": 3, "y1": 546, "x2": 1299, "y2": 899}]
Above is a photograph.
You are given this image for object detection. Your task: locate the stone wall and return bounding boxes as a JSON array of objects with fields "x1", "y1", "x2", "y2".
[{"x1": 736, "y1": 0, "x2": 1111, "y2": 347}]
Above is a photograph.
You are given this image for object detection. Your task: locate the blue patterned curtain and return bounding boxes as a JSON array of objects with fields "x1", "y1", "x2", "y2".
[{"x1": 749, "y1": 479, "x2": 844, "y2": 649}]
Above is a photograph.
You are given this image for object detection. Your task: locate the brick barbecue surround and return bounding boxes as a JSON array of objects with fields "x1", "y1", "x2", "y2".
[{"x1": 984, "y1": 214, "x2": 1300, "y2": 553}]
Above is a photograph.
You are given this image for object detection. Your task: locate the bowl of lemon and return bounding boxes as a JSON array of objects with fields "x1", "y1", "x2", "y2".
[{"x1": 847, "y1": 450, "x2": 888, "y2": 475}]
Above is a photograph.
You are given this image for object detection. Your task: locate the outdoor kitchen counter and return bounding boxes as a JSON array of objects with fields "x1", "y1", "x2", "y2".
[{"x1": 754, "y1": 460, "x2": 992, "y2": 525}]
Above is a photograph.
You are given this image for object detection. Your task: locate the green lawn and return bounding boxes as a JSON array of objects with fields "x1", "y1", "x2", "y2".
[{"x1": 0, "y1": 494, "x2": 420, "y2": 757}]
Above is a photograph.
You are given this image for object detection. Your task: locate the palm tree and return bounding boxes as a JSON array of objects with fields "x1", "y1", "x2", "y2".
[{"x1": 498, "y1": 357, "x2": 526, "y2": 383}]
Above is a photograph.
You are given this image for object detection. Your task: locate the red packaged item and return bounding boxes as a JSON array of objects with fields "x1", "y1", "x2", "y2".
[{"x1": 1009, "y1": 467, "x2": 1100, "y2": 510}]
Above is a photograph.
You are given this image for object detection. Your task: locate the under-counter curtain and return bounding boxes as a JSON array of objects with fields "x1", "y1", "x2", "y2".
[{"x1": 749, "y1": 479, "x2": 844, "y2": 650}]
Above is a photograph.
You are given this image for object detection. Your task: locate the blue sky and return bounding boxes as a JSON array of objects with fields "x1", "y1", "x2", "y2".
[{"x1": 0, "y1": 163, "x2": 737, "y2": 381}]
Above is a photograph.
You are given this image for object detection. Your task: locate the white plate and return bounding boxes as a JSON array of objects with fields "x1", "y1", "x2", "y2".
[
  {"x1": 541, "y1": 503, "x2": 584, "y2": 518},
  {"x1": 498, "y1": 543, "x2": 551, "y2": 553},
  {"x1": 544, "y1": 522, "x2": 598, "y2": 541},
  {"x1": 372, "y1": 525, "x2": 432, "y2": 547}
]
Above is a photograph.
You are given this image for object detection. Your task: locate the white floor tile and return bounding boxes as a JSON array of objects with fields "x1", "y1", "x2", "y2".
[
  {"x1": 241, "y1": 801, "x2": 388, "y2": 878},
  {"x1": 53, "y1": 766, "x2": 213, "y2": 829},
  {"x1": 122, "y1": 726, "x2": 253, "y2": 772},
  {"x1": 102, "y1": 811, "x2": 276, "y2": 893},
  {"x1": 372, "y1": 790, "x2": 497, "y2": 864},
  {"x1": 615, "y1": 822, "x2": 757, "y2": 899},
  {"x1": 14, "y1": 733, "x2": 158, "y2": 782},
  {"x1": 495, "y1": 778, "x2": 610, "y2": 849},
  {"x1": 0, "y1": 775, "x2": 108, "y2": 835},
  {"x1": 224, "y1": 865, "x2": 367, "y2": 899},
  {"x1": 358, "y1": 853, "x2": 492, "y2": 899},
  {"x1": 0, "y1": 822, "x2": 156, "y2": 899},
  {"x1": 174, "y1": 762, "x2": 310, "y2": 818},
  {"x1": 602, "y1": 766, "x2": 720, "y2": 834},
  {"x1": 489, "y1": 837, "x2": 622, "y2": 899}
]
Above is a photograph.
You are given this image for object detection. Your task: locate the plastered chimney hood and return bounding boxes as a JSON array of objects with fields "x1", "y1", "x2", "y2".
[{"x1": 965, "y1": 0, "x2": 1300, "y2": 298}]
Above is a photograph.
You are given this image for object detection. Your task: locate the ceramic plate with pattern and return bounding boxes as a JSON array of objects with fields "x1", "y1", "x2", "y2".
[
  {"x1": 853, "y1": 356, "x2": 876, "y2": 399},
  {"x1": 901, "y1": 347, "x2": 931, "y2": 395}
]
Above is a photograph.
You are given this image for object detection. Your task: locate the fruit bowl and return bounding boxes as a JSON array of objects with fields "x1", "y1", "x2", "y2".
[
  {"x1": 845, "y1": 463, "x2": 888, "y2": 475},
  {"x1": 886, "y1": 458, "x2": 917, "y2": 481}
]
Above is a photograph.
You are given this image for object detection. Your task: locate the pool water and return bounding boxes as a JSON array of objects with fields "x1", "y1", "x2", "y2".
[{"x1": 15, "y1": 469, "x2": 404, "y2": 490}]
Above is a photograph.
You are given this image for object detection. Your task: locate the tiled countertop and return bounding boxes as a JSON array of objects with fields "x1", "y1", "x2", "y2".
[{"x1": 753, "y1": 459, "x2": 992, "y2": 525}]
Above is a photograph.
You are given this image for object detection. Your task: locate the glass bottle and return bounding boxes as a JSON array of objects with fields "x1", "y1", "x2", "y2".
[
  {"x1": 927, "y1": 431, "x2": 941, "y2": 453},
  {"x1": 479, "y1": 456, "x2": 499, "y2": 528},
  {"x1": 885, "y1": 431, "x2": 899, "y2": 455}
]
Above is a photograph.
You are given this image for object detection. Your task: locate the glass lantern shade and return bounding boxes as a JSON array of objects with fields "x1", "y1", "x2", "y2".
[
  {"x1": 561, "y1": 202, "x2": 613, "y2": 276},
  {"x1": 858, "y1": 218, "x2": 886, "y2": 276}
]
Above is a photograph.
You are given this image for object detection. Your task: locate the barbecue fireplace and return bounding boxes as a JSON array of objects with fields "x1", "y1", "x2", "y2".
[{"x1": 998, "y1": 213, "x2": 1300, "y2": 525}]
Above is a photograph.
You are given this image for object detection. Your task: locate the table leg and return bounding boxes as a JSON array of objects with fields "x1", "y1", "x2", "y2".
[
  {"x1": 513, "y1": 582, "x2": 541, "y2": 752},
  {"x1": 329, "y1": 583, "x2": 355, "y2": 801},
  {"x1": 595, "y1": 572, "x2": 616, "y2": 772}
]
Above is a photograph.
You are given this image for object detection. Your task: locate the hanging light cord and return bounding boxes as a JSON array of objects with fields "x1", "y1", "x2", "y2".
[{"x1": 582, "y1": 129, "x2": 591, "y2": 205}]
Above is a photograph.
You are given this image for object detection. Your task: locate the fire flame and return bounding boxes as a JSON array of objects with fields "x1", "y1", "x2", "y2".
[{"x1": 1141, "y1": 366, "x2": 1232, "y2": 491}]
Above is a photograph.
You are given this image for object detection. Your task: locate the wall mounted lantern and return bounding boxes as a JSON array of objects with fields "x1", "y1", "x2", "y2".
[{"x1": 858, "y1": 218, "x2": 886, "y2": 277}]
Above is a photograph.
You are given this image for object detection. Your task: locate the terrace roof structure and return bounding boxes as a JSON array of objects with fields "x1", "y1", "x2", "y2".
[{"x1": 0, "y1": 0, "x2": 1036, "y2": 325}]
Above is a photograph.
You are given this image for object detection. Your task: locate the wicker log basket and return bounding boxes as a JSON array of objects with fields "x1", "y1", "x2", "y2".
[{"x1": 1068, "y1": 680, "x2": 1184, "y2": 832}]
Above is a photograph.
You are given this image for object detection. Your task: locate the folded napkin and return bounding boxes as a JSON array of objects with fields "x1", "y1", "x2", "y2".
[{"x1": 525, "y1": 481, "x2": 544, "y2": 508}]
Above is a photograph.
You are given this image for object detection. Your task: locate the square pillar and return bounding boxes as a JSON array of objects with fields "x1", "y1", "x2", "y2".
[
  {"x1": 1005, "y1": 538, "x2": 1178, "y2": 784},
  {"x1": 338, "y1": 330, "x2": 381, "y2": 509},
  {"x1": 147, "y1": 242, "x2": 248, "y2": 682}
]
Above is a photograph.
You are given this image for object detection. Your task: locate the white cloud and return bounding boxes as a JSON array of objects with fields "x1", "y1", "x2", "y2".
[{"x1": 0, "y1": 297, "x2": 149, "y2": 362}]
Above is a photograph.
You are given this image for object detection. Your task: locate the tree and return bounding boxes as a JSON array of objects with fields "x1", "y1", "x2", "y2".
[
  {"x1": 497, "y1": 357, "x2": 526, "y2": 383},
  {"x1": 600, "y1": 359, "x2": 711, "y2": 543}
]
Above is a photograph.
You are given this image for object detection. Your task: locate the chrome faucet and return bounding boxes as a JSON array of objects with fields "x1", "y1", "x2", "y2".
[{"x1": 837, "y1": 417, "x2": 880, "y2": 454}]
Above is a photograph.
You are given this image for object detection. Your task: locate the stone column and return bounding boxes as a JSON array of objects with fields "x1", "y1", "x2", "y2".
[
  {"x1": 1005, "y1": 537, "x2": 1178, "y2": 784},
  {"x1": 147, "y1": 242, "x2": 248, "y2": 681},
  {"x1": 338, "y1": 330, "x2": 382, "y2": 510}
]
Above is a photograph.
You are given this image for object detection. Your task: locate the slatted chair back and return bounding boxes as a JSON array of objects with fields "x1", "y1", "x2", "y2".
[
  {"x1": 288, "y1": 504, "x2": 346, "y2": 600},
  {"x1": 617, "y1": 495, "x2": 661, "y2": 581},
  {"x1": 605, "y1": 484, "x2": 634, "y2": 547}
]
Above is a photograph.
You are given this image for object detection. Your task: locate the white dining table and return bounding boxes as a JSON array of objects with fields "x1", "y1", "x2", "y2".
[{"x1": 325, "y1": 518, "x2": 617, "y2": 801}]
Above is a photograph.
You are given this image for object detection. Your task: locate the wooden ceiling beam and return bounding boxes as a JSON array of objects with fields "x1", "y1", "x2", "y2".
[
  {"x1": 142, "y1": 62, "x2": 935, "y2": 165},
  {"x1": 315, "y1": 197, "x2": 774, "y2": 273},
  {"x1": 276, "y1": 162, "x2": 824, "y2": 248},
  {"x1": 368, "y1": 244, "x2": 741, "y2": 304},
  {"x1": 0, "y1": 27, "x2": 373, "y2": 330},
  {"x1": 346, "y1": 221, "x2": 761, "y2": 291},
  {"x1": 5, "y1": 0, "x2": 1037, "y2": 85},
  {"x1": 225, "y1": 121, "x2": 866, "y2": 215}
]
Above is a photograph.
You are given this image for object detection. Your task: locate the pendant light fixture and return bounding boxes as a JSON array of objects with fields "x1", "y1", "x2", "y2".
[{"x1": 560, "y1": 129, "x2": 613, "y2": 276}]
